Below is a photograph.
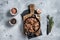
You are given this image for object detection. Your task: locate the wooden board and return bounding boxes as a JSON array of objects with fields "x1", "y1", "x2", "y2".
[{"x1": 21, "y1": 4, "x2": 42, "y2": 39}]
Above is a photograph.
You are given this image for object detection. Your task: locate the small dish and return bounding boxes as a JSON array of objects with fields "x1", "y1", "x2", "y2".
[
  {"x1": 9, "y1": 18, "x2": 17, "y2": 25},
  {"x1": 36, "y1": 9, "x2": 41, "y2": 14},
  {"x1": 10, "y1": 8, "x2": 18, "y2": 16}
]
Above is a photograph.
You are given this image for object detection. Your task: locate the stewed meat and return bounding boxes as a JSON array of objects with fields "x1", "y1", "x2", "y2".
[{"x1": 24, "y1": 17, "x2": 40, "y2": 35}]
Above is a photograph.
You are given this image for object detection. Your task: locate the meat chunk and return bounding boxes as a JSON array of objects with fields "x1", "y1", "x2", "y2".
[{"x1": 24, "y1": 17, "x2": 40, "y2": 35}]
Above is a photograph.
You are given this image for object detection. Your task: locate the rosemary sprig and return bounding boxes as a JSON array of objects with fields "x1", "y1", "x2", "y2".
[{"x1": 47, "y1": 15, "x2": 54, "y2": 35}]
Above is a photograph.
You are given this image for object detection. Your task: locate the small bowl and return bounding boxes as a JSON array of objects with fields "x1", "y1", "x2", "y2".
[
  {"x1": 9, "y1": 18, "x2": 17, "y2": 25},
  {"x1": 10, "y1": 8, "x2": 18, "y2": 16},
  {"x1": 36, "y1": 9, "x2": 41, "y2": 14}
]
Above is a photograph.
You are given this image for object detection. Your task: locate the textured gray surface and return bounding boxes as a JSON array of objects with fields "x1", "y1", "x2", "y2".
[{"x1": 0, "y1": 0, "x2": 60, "y2": 40}]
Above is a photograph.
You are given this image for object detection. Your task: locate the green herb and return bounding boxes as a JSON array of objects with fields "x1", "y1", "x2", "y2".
[{"x1": 47, "y1": 15, "x2": 54, "y2": 35}]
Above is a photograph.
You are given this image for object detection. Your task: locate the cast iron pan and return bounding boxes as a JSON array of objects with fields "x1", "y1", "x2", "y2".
[{"x1": 24, "y1": 16, "x2": 40, "y2": 33}]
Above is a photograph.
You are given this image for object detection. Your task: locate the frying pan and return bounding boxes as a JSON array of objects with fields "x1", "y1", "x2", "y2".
[{"x1": 24, "y1": 16, "x2": 40, "y2": 33}]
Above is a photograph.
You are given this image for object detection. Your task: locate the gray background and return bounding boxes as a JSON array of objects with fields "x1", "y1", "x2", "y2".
[{"x1": 0, "y1": 0, "x2": 60, "y2": 40}]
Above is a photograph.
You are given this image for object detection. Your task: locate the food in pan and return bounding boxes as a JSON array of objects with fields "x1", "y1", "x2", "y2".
[{"x1": 24, "y1": 17, "x2": 40, "y2": 33}]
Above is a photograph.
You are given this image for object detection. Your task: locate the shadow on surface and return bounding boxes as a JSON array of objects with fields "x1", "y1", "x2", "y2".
[
  {"x1": 5, "y1": 20, "x2": 13, "y2": 28},
  {"x1": 6, "y1": 10, "x2": 14, "y2": 17},
  {"x1": 19, "y1": 19, "x2": 27, "y2": 39},
  {"x1": 21, "y1": 9, "x2": 29, "y2": 19},
  {"x1": 19, "y1": 9, "x2": 30, "y2": 39}
]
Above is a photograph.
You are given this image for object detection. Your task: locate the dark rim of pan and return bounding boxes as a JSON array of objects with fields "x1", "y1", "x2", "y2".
[{"x1": 24, "y1": 17, "x2": 40, "y2": 33}]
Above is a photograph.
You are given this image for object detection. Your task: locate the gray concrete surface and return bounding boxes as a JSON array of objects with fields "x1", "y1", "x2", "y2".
[{"x1": 0, "y1": 0, "x2": 60, "y2": 40}]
